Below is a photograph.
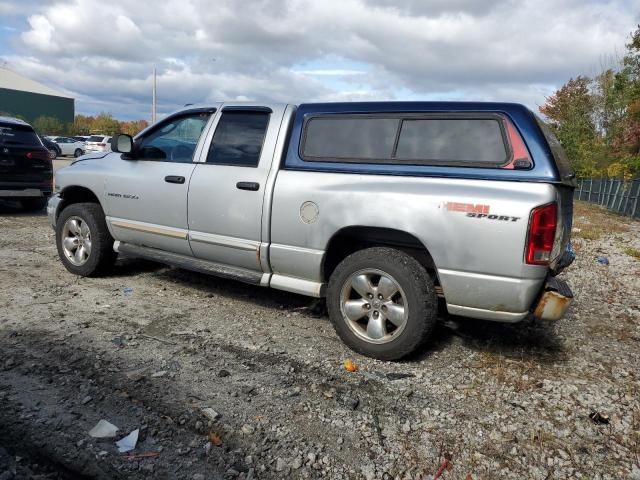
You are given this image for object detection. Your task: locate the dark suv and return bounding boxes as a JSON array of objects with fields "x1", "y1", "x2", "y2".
[{"x1": 0, "y1": 116, "x2": 53, "y2": 210}]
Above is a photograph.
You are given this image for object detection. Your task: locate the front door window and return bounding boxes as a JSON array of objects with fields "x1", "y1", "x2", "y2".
[{"x1": 137, "y1": 112, "x2": 212, "y2": 163}]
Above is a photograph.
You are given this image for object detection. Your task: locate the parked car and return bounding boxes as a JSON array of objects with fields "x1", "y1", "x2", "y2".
[
  {"x1": 39, "y1": 136, "x2": 61, "y2": 159},
  {"x1": 51, "y1": 136, "x2": 86, "y2": 157},
  {"x1": 84, "y1": 135, "x2": 112, "y2": 153},
  {"x1": 48, "y1": 102, "x2": 576, "y2": 360},
  {"x1": 0, "y1": 116, "x2": 53, "y2": 210}
]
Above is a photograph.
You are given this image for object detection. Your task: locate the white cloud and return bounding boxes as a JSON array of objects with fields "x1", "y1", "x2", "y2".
[
  {"x1": 294, "y1": 70, "x2": 366, "y2": 76},
  {"x1": 1, "y1": 0, "x2": 638, "y2": 119},
  {"x1": 21, "y1": 15, "x2": 58, "y2": 52}
]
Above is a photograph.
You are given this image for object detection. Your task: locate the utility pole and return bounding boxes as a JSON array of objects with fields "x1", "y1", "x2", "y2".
[{"x1": 151, "y1": 67, "x2": 157, "y2": 124}]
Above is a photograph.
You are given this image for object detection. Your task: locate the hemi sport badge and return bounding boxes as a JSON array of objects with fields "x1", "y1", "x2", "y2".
[
  {"x1": 445, "y1": 202, "x2": 490, "y2": 214},
  {"x1": 444, "y1": 202, "x2": 520, "y2": 222}
]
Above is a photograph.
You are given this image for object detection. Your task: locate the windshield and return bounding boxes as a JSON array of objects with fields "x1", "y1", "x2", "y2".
[{"x1": 0, "y1": 122, "x2": 41, "y2": 146}]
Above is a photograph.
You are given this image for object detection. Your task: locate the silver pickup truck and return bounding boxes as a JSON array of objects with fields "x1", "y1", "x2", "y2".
[{"x1": 48, "y1": 101, "x2": 575, "y2": 360}]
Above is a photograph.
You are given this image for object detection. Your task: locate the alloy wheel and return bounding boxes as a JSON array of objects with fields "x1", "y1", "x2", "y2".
[
  {"x1": 339, "y1": 269, "x2": 409, "y2": 344},
  {"x1": 61, "y1": 216, "x2": 92, "y2": 266}
]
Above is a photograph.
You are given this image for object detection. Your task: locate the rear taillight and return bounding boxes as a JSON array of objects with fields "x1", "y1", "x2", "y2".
[
  {"x1": 26, "y1": 150, "x2": 51, "y2": 161},
  {"x1": 526, "y1": 203, "x2": 557, "y2": 265},
  {"x1": 98, "y1": 143, "x2": 106, "y2": 147}
]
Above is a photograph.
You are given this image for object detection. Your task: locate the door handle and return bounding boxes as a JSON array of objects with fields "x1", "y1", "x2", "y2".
[
  {"x1": 236, "y1": 181, "x2": 260, "y2": 191},
  {"x1": 165, "y1": 175, "x2": 185, "y2": 184}
]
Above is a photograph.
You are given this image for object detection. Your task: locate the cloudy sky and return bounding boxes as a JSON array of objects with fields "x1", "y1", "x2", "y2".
[{"x1": 1, "y1": 0, "x2": 638, "y2": 120}]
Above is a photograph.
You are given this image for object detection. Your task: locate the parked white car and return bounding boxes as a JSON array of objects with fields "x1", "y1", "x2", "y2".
[
  {"x1": 50, "y1": 137, "x2": 86, "y2": 157},
  {"x1": 84, "y1": 135, "x2": 112, "y2": 153}
]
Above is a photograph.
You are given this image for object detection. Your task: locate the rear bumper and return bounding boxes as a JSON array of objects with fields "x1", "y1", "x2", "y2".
[
  {"x1": 446, "y1": 304, "x2": 529, "y2": 322},
  {"x1": 532, "y1": 277, "x2": 574, "y2": 321},
  {"x1": 446, "y1": 276, "x2": 574, "y2": 323},
  {"x1": 441, "y1": 266, "x2": 574, "y2": 323},
  {"x1": 440, "y1": 268, "x2": 546, "y2": 323}
]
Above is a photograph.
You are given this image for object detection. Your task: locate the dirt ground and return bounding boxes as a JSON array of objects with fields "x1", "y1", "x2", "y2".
[{"x1": 0, "y1": 200, "x2": 638, "y2": 480}]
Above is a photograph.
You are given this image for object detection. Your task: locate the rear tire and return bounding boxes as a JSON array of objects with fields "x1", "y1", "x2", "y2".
[
  {"x1": 74, "y1": 148, "x2": 83, "y2": 158},
  {"x1": 327, "y1": 247, "x2": 437, "y2": 361},
  {"x1": 56, "y1": 202, "x2": 117, "y2": 276},
  {"x1": 20, "y1": 197, "x2": 48, "y2": 211}
]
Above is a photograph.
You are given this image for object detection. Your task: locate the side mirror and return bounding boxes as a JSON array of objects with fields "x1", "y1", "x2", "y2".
[{"x1": 111, "y1": 134, "x2": 134, "y2": 154}]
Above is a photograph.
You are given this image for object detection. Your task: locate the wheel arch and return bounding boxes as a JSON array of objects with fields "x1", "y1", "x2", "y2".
[
  {"x1": 322, "y1": 226, "x2": 441, "y2": 288},
  {"x1": 57, "y1": 185, "x2": 103, "y2": 221}
]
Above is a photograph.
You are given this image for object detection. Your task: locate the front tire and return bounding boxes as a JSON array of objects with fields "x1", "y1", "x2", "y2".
[
  {"x1": 56, "y1": 202, "x2": 117, "y2": 276},
  {"x1": 327, "y1": 247, "x2": 437, "y2": 361}
]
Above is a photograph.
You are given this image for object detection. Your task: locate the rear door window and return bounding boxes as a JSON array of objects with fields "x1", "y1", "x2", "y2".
[
  {"x1": 206, "y1": 111, "x2": 270, "y2": 167},
  {"x1": 0, "y1": 123, "x2": 41, "y2": 146}
]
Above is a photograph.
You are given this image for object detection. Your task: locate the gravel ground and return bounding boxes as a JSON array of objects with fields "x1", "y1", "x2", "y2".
[{"x1": 0, "y1": 200, "x2": 638, "y2": 480}]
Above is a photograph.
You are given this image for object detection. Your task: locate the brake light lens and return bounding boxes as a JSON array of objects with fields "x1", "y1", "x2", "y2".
[
  {"x1": 526, "y1": 203, "x2": 557, "y2": 265},
  {"x1": 26, "y1": 150, "x2": 51, "y2": 161},
  {"x1": 98, "y1": 143, "x2": 106, "y2": 147}
]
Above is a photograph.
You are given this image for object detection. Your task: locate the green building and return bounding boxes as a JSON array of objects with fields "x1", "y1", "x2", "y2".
[{"x1": 0, "y1": 67, "x2": 74, "y2": 124}]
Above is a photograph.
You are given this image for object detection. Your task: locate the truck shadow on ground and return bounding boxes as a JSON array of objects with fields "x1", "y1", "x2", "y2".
[
  {"x1": 123, "y1": 262, "x2": 567, "y2": 366},
  {"x1": 413, "y1": 316, "x2": 567, "y2": 364},
  {"x1": 107, "y1": 255, "x2": 169, "y2": 278}
]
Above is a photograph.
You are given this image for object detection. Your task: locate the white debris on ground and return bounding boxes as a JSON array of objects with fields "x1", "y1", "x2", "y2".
[{"x1": 88, "y1": 420, "x2": 119, "y2": 439}]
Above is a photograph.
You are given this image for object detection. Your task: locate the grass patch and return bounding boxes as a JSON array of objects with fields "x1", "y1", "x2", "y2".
[
  {"x1": 624, "y1": 246, "x2": 640, "y2": 260},
  {"x1": 475, "y1": 352, "x2": 540, "y2": 392},
  {"x1": 573, "y1": 228, "x2": 602, "y2": 240},
  {"x1": 572, "y1": 201, "x2": 630, "y2": 241},
  {"x1": 586, "y1": 313, "x2": 639, "y2": 343}
]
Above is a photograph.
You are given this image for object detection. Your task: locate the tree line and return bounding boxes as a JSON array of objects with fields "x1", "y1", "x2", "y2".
[
  {"x1": 540, "y1": 26, "x2": 640, "y2": 179},
  {"x1": 32, "y1": 113, "x2": 149, "y2": 137},
  {"x1": 0, "y1": 111, "x2": 149, "y2": 138}
]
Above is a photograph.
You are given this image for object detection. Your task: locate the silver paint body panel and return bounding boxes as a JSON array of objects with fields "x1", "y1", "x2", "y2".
[
  {"x1": 186, "y1": 103, "x2": 290, "y2": 271},
  {"x1": 270, "y1": 171, "x2": 555, "y2": 316},
  {"x1": 49, "y1": 102, "x2": 563, "y2": 322},
  {"x1": 104, "y1": 160, "x2": 196, "y2": 257}
]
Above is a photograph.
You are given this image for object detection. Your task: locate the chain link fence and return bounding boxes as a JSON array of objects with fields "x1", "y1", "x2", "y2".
[{"x1": 574, "y1": 178, "x2": 640, "y2": 219}]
